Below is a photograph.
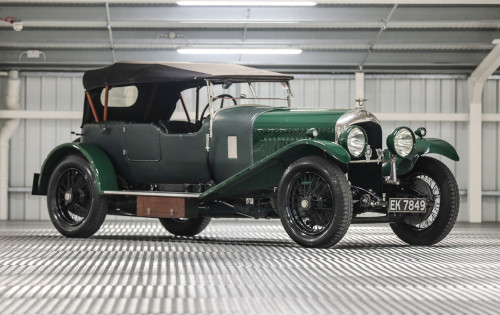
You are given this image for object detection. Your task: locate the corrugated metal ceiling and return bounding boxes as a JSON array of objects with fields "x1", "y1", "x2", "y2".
[{"x1": 0, "y1": 1, "x2": 499, "y2": 73}]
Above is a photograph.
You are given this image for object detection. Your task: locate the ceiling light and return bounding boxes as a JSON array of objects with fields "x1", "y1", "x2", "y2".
[
  {"x1": 177, "y1": 48, "x2": 302, "y2": 55},
  {"x1": 180, "y1": 21, "x2": 299, "y2": 24},
  {"x1": 177, "y1": 1, "x2": 316, "y2": 6}
]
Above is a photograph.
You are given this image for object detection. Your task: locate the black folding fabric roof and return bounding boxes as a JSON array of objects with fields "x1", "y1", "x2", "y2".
[{"x1": 83, "y1": 61, "x2": 293, "y2": 90}]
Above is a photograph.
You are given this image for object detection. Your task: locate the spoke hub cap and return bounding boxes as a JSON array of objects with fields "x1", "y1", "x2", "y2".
[
  {"x1": 300, "y1": 199, "x2": 310, "y2": 209},
  {"x1": 64, "y1": 192, "x2": 73, "y2": 202}
]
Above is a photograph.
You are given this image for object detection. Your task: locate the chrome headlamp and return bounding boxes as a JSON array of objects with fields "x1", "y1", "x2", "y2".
[
  {"x1": 338, "y1": 125, "x2": 367, "y2": 158},
  {"x1": 387, "y1": 127, "x2": 415, "y2": 158}
]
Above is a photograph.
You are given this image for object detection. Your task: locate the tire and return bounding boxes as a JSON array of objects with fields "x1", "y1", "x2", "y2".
[
  {"x1": 390, "y1": 156, "x2": 459, "y2": 245},
  {"x1": 159, "y1": 217, "x2": 211, "y2": 236},
  {"x1": 277, "y1": 156, "x2": 352, "y2": 248},
  {"x1": 47, "y1": 155, "x2": 107, "y2": 238}
]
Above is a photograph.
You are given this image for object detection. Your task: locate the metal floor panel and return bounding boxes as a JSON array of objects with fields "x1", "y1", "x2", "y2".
[{"x1": 0, "y1": 219, "x2": 499, "y2": 314}]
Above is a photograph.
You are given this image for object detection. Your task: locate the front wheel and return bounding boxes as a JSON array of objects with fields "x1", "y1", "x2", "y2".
[
  {"x1": 159, "y1": 217, "x2": 211, "y2": 236},
  {"x1": 277, "y1": 156, "x2": 352, "y2": 248},
  {"x1": 390, "y1": 157, "x2": 459, "y2": 245},
  {"x1": 47, "y1": 155, "x2": 107, "y2": 238}
]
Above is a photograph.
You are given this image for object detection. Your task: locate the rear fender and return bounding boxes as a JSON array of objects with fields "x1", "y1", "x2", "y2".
[
  {"x1": 35, "y1": 143, "x2": 118, "y2": 195},
  {"x1": 200, "y1": 139, "x2": 350, "y2": 200}
]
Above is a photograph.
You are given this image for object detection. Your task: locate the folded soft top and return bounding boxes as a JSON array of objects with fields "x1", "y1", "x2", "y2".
[{"x1": 83, "y1": 61, "x2": 293, "y2": 90}]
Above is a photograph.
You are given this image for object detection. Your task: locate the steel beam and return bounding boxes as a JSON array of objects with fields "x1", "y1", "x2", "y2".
[
  {"x1": 0, "y1": 71, "x2": 21, "y2": 220},
  {"x1": 1, "y1": 5, "x2": 500, "y2": 28},
  {"x1": 467, "y1": 39, "x2": 500, "y2": 223},
  {"x1": 2, "y1": 29, "x2": 497, "y2": 46},
  {"x1": 7, "y1": 110, "x2": 500, "y2": 122}
]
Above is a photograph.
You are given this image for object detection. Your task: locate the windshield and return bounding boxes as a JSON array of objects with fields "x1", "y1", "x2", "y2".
[
  {"x1": 171, "y1": 80, "x2": 293, "y2": 121},
  {"x1": 208, "y1": 80, "x2": 293, "y2": 107}
]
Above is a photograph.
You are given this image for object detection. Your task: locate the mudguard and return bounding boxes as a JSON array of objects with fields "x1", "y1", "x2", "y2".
[
  {"x1": 383, "y1": 138, "x2": 459, "y2": 176},
  {"x1": 34, "y1": 143, "x2": 118, "y2": 195},
  {"x1": 200, "y1": 139, "x2": 350, "y2": 200}
]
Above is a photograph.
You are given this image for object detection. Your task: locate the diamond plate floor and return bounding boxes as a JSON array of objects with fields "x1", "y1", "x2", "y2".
[{"x1": 0, "y1": 219, "x2": 499, "y2": 314}]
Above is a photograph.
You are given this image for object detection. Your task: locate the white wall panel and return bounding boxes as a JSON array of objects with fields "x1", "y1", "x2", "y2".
[
  {"x1": 8, "y1": 74, "x2": 84, "y2": 220},
  {"x1": 6, "y1": 73, "x2": 500, "y2": 222},
  {"x1": 482, "y1": 80, "x2": 499, "y2": 222}
]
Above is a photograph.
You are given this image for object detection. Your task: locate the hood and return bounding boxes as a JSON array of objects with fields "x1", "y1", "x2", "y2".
[{"x1": 254, "y1": 108, "x2": 348, "y2": 131}]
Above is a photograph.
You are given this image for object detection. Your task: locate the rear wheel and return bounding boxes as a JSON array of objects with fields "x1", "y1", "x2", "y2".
[
  {"x1": 277, "y1": 156, "x2": 352, "y2": 248},
  {"x1": 47, "y1": 155, "x2": 107, "y2": 238},
  {"x1": 390, "y1": 157, "x2": 459, "y2": 245},
  {"x1": 159, "y1": 217, "x2": 211, "y2": 236}
]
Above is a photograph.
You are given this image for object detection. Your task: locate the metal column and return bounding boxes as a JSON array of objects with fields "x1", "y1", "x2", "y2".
[
  {"x1": 467, "y1": 39, "x2": 500, "y2": 223},
  {"x1": 0, "y1": 70, "x2": 21, "y2": 220}
]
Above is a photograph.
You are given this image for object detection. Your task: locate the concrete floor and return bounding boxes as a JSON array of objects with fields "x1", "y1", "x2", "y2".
[{"x1": 0, "y1": 219, "x2": 499, "y2": 314}]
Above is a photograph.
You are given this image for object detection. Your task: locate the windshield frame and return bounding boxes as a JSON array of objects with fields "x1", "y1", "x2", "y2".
[{"x1": 204, "y1": 79, "x2": 294, "y2": 138}]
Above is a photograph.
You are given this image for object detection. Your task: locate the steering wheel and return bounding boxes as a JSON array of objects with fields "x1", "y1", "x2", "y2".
[{"x1": 200, "y1": 94, "x2": 237, "y2": 121}]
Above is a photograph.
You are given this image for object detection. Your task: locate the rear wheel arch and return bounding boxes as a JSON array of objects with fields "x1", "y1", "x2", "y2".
[{"x1": 37, "y1": 143, "x2": 118, "y2": 195}]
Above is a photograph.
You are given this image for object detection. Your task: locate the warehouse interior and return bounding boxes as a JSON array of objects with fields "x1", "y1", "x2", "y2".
[{"x1": 1, "y1": 0, "x2": 500, "y2": 314}]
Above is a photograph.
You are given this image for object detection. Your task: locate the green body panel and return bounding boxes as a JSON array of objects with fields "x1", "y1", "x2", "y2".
[
  {"x1": 253, "y1": 108, "x2": 347, "y2": 162},
  {"x1": 414, "y1": 138, "x2": 460, "y2": 161},
  {"x1": 382, "y1": 138, "x2": 460, "y2": 176},
  {"x1": 124, "y1": 124, "x2": 161, "y2": 161},
  {"x1": 80, "y1": 106, "x2": 346, "y2": 186},
  {"x1": 37, "y1": 142, "x2": 118, "y2": 195},
  {"x1": 201, "y1": 139, "x2": 350, "y2": 200},
  {"x1": 210, "y1": 106, "x2": 273, "y2": 182},
  {"x1": 82, "y1": 122, "x2": 211, "y2": 184}
]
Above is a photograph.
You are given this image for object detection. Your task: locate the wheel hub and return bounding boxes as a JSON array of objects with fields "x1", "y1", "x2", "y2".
[
  {"x1": 300, "y1": 199, "x2": 310, "y2": 209},
  {"x1": 403, "y1": 177, "x2": 434, "y2": 226},
  {"x1": 64, "y1": 191, "x2": 73, "y2": 202}
]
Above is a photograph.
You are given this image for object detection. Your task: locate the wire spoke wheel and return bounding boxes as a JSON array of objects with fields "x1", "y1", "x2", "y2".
[
  {"x1": 411, "y1": 174, "x2": 441, "y2": 229},
  {"x1": 390, "y1": 156, "x2": 459, "y2": 246},
  {"x1": 47, "y1": 155, "x2": 107, "y2": 238},
  {"x1": 278, "y1": 156, "x2": 352, "y2": 248},
  {"x1": 287, "y1": 172, "x2": 334, "y2": 235},
  {"x1": 159, "y1": 217, "x2": 211, "y2": 236},
  {"x1": 55, "y1": 168, "x2": 92, "y2": 225}
]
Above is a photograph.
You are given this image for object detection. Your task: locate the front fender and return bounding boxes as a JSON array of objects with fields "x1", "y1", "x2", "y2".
[
  {"x1": 274, "y1": 139, "x2": 351, "y2": 166},
  {"x1": 382, "y1": 138, "x2": 459, "y2": 176},
  {"x1": 414, "y1": 138, "x2": 459, "y2": 161},
  {"x1": 200, "y1": 139, "x2": 350, "y2": 200},
  {"x1": 35, "y1": 143, "x2": 118, "y2": 195}
]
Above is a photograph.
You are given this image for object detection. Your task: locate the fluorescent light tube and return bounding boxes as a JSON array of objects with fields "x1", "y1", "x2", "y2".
[
  {"x1": 177, "y1": 1, "x2": 316, "y2": 6},
  {"x1": 177, "y1": 48, "x2": 302, "y2": 55},
  {"x1": 180, "y1": 21, "x2": 299, "y2": 24}
]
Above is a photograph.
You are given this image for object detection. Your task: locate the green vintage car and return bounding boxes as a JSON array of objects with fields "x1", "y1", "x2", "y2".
[{"x1": 32, "y1": 62, "x2": 460, "y2": 248}]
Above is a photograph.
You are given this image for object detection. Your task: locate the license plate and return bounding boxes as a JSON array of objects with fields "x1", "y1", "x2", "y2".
[{"x1": 388, "y1": 198, "x2": 426, "y2": 213}]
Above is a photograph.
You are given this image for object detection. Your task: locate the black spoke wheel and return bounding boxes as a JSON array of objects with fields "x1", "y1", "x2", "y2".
[
  {"x1": 278, "y1": 156, "x2": 352, "y2": 248},
  {"x1": 390, "y1": 157, "x2": 459, "y2": 245},
  {"x1": 47, "y1": 155, "x2": 107, "y2": 238},
  {"x1": 288, "y1": 172, "x2": 335, "y2": 235},
  {"x1": 55, "y1": 168, "x2": 92, "y2": 225},
  {"x1": 159, "y1": 217, "x2": 211, "y2": 236}
]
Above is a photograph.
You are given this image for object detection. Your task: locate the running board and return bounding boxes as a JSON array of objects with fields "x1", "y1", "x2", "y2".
[{"x1": 103, "y1": 191, "x2": 201, "y2": 198}]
